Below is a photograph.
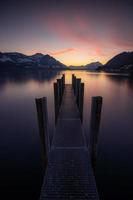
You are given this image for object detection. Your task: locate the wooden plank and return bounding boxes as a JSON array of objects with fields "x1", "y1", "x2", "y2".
[
  {"x1": 40, "y1": 149, "x2": 99, "y2": 200},
  {"x1": 58, "y1": 84, "x2": 80, "y2": 119},
  {"x1": 52, "y1": 119, "x2": 85, "y2": 147}
]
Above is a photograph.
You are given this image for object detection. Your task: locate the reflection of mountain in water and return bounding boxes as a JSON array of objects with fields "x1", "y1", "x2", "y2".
[
  {"x1": 0, "y1": 70, "x2": 61, "y2": 88},
  {"x1": 107, "y1": 74, "x2": 133, "y2": 90}
]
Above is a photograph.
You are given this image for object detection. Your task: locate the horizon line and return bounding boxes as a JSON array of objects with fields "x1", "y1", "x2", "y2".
[{"x1": 0, "y1": 50, "x2": 133, "y2": 66}]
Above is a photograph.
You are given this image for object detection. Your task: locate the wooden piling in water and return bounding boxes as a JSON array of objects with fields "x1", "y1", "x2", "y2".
[
  {"x1": 90, "y1": 96, "x2": 103, "y2": 170},
  {"x1": 54, "y1": 76, "x2": 65, "y2": 123},
  {"x1": 61, "y1": 76, "x2": 64, "y2": 95},
  {"x1": 73, "y1": 75, "x2": 76, "y2": 94},
  {"x1": 72, "y1": 74, "x2": 75, "y2": 89},
  {"x1": 76, "y1": 78, "x2": 81, "y2": 106},
  {"x1": 35, "y1": 97, "x2": 50, "y2": 170},
  {"x1": 54, "y1": 83, "x2": 59, "y2": 124},
  {"x1": 71, "y1": 75, "x2": 84, "y2": 122},
  {"x1": 79, "y1": 83, "x2": 84, "y2": 122},
  {"x1": 75, "y1": 77, "x2": 78, "y2": 97},
  {"x1": 62, "y1": 74, "x2": 65, "y2": 91},
  {"x1": 57, "y1": 79, "x2": 62, "y2": 105}
]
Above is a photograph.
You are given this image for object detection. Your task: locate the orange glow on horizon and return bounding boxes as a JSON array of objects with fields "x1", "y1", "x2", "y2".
[
  {"x1": 16, "y1": 47, "x2": 129, "y2": 66},
  {"x1": 1, "y1": 1, "x2": 133, "y2": 67},
  {"x1": 19, "y1": 50, "x2": 117, "y2": 66}
]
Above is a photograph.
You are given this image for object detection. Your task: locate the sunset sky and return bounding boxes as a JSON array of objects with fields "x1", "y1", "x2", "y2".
[{"x1": 0, "y1": 0, "x2": 133, "y2": 65}]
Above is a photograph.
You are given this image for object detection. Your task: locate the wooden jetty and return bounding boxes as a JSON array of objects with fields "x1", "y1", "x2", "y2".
[{"x1": 36, "y1": 74, "x2": 102, "y2": 199}]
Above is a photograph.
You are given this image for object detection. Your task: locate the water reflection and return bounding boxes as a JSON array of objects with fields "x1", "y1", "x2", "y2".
[
  {"x1": 107, "y1": 74, "x2": 133, "y2": 90},
  {"x1": 0, "y1": 70, "x2": 61, "y2": 89},
  {"x1": 0, "y1": 70, "x2": 133, "y2": 200}
]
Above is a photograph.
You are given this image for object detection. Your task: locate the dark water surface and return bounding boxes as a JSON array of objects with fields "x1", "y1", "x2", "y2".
[{"x1": 0, "y1": 70, "x2": 133, "y2": 200}]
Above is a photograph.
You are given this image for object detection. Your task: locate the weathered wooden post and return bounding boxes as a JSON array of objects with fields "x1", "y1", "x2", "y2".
[
  {"x1": 73, "y1": 76, "x2": 76, "y2": 94},
  {"x1": 62, "y1": 74, "x2": 65, "y2": 92},
  {"x1": 90, "y1": 96, "x2": 103, "y2": 171},
  {"x1": 78, "y1": 83, "x2": 84, "y2": 122},
  {"x1": 35, "y1": 97, "x2": 50, "y2": 170},
  {"x1": 61, "y1": 75, "x2": 65, "y2": 95},
  {"x1": 54, "y1": 82, "x2": 60, "y2": 124},
  {"x1": 60, "y1": 77, "x2": 63, "y2": 97},
  {"x1": 72, "y1": 74, "x2": 75, "y2": 89},
  {"x1": 74, "y1": 76, "x2": 77, "y2": 95},
  {"x1": 57, "y1": 79, "x2": 62, "y2": 105},
  {"x1": 76, "y1": 78, "x2": 81, "y2": 105}
]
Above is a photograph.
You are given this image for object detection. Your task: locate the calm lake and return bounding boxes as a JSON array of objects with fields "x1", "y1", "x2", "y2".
[{"x1": 0, "y1": 70, "x2": 133, "y2": 200}]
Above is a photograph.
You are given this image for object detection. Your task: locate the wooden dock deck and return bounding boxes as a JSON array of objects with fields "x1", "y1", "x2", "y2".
[{"x1": 38, "y1": 81, "x2": 100, "y2": 199}]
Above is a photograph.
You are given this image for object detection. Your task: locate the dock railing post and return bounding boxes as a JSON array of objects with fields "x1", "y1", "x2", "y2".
[
  {"x1": 79, "y1": 83, "x2": 84, "y2": 122},
  {"x1": 61, "y1": 74, "x2": 65, "y2": 95},
  {"x1": 54, "y1": 76, "x2": 65, "y2": 123},
  {"x1": 75, "y1": 77, "x2": 78, "y2": 96},
  {"x1": 54, "y1": 82, "x2": 60, "y2": 124},
  {"x1": 62, "y1": 74, "x2": 65, "y2": 92},
  {"x1": 57, "y1": 79, "x2": 62, "y2": 105},
  {"x1": 90, "y1": 96, "x2": 103, "y2": 171},
  {"x1": 71, "y1": 75, "x2": 84, "y2": 122},
  {"x1": 35, "y1": 97, "x2": 50, "y2": 170},
  {"x1": 72, "y1": 74, "x2": 75, "y2": 89},
  {"x1": 76, "y1": 78, "x2": 81, "y2": 106},
  {"x1": 73, "y1": 76, "x2": 76, "y2": 94},
  {"x1": 61, "y1": 77, "x2": 63, "y2": 97}
]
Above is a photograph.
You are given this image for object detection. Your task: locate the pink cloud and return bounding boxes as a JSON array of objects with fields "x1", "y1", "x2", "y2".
[
  {"x1": 49, "y1": 48, "x2": 78, "y2": 56},
  {"x1": 93, "y1": 47, "x2": 108, "y2": 57},
  {"x1": 111, "y1": 35, "x2": 133, "y2": 48},
  {"x1": 74, "y1": 15, "x2": 89, "y2": 30},
  {"x1": 45, "y1": 14, "x2": 99, "y2": 47},
  {"x1": 106, "y1": 17, "x2": 133, "y2": 49},
  {"x1": 41, "y1": 12, "x2": 133, "y2": 64}
]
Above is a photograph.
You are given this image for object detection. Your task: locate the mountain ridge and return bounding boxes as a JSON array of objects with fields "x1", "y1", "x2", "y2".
[
  {"x1": 0, "y1": 51, "x2": 133, "y2": 72},
  {"x1": 68, "y1": 62, "x2": 102, "y2": 70},
  {"x1": 103, "y1": 51, "x2": 133, "y2": 71},
  {"x1": 0, "y1": 52, "x2": 66, "y2": 69}
]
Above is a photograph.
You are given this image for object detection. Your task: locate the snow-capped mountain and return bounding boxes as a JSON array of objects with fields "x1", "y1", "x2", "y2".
[{"x1": 0, "y1": 52, "x2": 67, "y2": 69}]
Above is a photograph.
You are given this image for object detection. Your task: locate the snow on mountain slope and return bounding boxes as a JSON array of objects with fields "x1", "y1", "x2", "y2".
[{"x1": 0, "y1": 52, "x2": 66, "y2": 69}]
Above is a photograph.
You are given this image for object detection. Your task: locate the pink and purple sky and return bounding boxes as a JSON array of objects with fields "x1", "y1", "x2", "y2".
[{"x1": 0, "y1": 0, "x2": 133, "y2": 65}]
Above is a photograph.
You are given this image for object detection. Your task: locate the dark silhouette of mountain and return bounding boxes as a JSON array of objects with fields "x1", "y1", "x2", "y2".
[
  {"x1": 84, "y1": 62, "x2": 102, "y2": 70},
  {"x1": 68, "y1": 62, "x2": 102, "y2": 70},
  {"x1": 104, "y1": 52, "x2": 133, "y2": 71},
  {"x1": 1, "y1": 51, "x2": 133, "y2": 72},
  {"x1": 0, "y1": 52, "x2": 67, "y2": 69}
]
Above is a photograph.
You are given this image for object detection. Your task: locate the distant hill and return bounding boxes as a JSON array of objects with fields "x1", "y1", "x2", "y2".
[
  {"x1": 104, "y1": 52, "x2": 133, "y2": 71},
  {"x1": 0, "y1": 52, "x2": 67, "y2": 69},
  {"x1": 1, "y1": 51, "x2": 133, "y2": 72},
  {"x1": 69, "y1": 62, "x2": 102, "y2": 70},
  {"x1": 84, "y1": 62, "x2": 102, "y2": 70}
]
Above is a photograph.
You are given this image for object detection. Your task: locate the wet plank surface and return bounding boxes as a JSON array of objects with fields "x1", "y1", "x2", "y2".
[{"x1": 40, "y1": 149, "x2": 99, "y2": 200}]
